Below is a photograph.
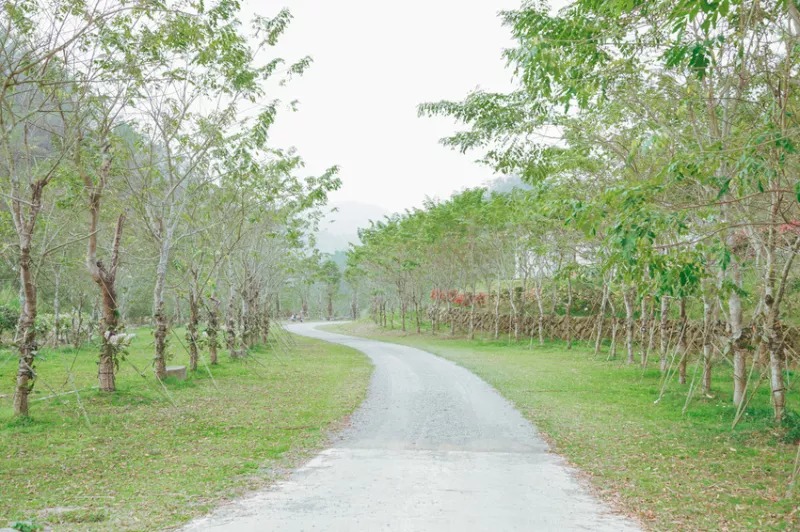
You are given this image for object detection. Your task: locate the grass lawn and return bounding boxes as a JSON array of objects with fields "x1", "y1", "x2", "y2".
[
  {"x1": 0, "y1": 326, "x2": 371, "y2": 531},
  {"x1": 322, "y1": 321, "x2": 800, "y2": 531}
]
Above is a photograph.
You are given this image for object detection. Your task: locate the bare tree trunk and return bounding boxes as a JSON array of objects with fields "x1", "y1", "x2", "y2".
[
  {"x1": 400, "y1": 294, "x2": 406, "y2": 332},
  {"x1": 52, "y1": 264, "x2": 61, "y2": 346},
  {"x1": 13, "y1": 245, "x2": 37, "y2": 416},
  {"x1": 702, "y1": 283, "x2": 713, "y2": 395},
  {"x1": 535, "y1": 280, "x2": 545, "y2": 345},
  {"x1": 188, "y1": 277, "x2": 200, "y2": 372},
  {"x1": 762, "y1": 234, "x2": 800, "y2": 420},
  {"x1": 469, "y1": 284, "x2": 476, "y2": 340},
  {"x1": 640, "y1": 296, "x2": 649, "y2": 367},
  {"x1": 152, "y1": 231, "x2": 173, "y2": 380},
  {"x1": 594, "y1": 282, "x2": 609, "y2": 356},
  {"x1": 566, "y1": 276, "x2": 573, "y2": 350},
  {"x1": 728, "y1": 254, "x2": 746, "y2": 405},
  {"x1": 623, "y1": 286, "x2": 635, "y2": 364},
  {"x1": 207, "y1": 295, "x2": 220, "y2": 365},
  {"x1": 495, "y1": 276, "x2": 501, "y2": 340},
  {"x1": 226, "y1": 280, "x2": 237, "y2": 357},
  {"x1": 414, "y1": 295, "x2": 421, "y2": 334},
  {"x1": 678, "y1": 297, "x2": 688, "y2": 385},
  {"x1": 88, "y1": 214, "x2": 125, "y2": 393},
  {"x1": 659, "y1": 296, "x2": 670, "y2": 373}
]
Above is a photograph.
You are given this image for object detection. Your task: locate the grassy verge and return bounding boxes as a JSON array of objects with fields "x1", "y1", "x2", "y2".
[
  {"x1": 0, "y1": 327, "x2": 371, "y2": 531},
  {"x1": 322, "y1": 321, "x2": 799, "y2": 531}
]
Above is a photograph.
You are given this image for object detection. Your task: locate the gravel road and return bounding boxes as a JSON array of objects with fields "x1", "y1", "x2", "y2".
[{"x1": 180, "y1": 322, "x2": 640, "y2": 531}]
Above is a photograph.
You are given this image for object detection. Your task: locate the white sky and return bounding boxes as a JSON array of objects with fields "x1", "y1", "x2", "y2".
[{"x1": 244, "y1": 0, "x2": 521, "y2": 213}]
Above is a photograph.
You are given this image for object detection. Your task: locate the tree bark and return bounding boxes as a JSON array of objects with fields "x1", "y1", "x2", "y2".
[
  {"x1": 702, "y1": 284, "x2": 713, "y2": 395},
  {"x1": 87, "y1": 214, "x2": 125, "y2": 393},
  {"x1": 594, "y1": 282, "x2": 608, "y2": 356},
  {"x1": 659, "y1": 296, "x2": 670, "y2": 373},
  {"x1": 678, "y1": 297, "x2": 688, "y2": 385},
  {"x1": 207, "y1": 296, "x2": 220, "y2": 365},
  {"x1": 640, "y1": 296, "x2": 649, "y2": 367},
  {"x1": 728, "y1": 253, "x2": 746, "y2": 405},
  {"x1": 152, "y1": 230, "x2": 172, "y2": 380},
  {"x1": 566, "y1": 276, "x2": 573, "y2": 350},
  {"x1": 623, "y1": 286, "x2": 635, "y2": 364},
  {"x1": 188, "y1": 278, "x2": 200, "y2": 372}
]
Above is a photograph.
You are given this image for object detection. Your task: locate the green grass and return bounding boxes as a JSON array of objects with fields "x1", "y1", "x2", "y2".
[
  {"x1": 323, "y1": 321, "x2": 800, "y2": 531},
  {"x1": 0, "y1": 327, "x2": 372, "y2": 531}
]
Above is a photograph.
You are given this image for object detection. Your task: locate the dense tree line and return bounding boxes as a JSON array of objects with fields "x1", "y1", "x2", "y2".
[
  {"x1": 0, "y1": 0, "x2": 342, "y2": 417},
  {"x1": 350, "y1": 0, "x2": 800, "y2": 422}
]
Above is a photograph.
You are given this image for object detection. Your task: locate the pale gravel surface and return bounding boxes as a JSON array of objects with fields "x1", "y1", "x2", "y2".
[{"x1": 179, "y1": 322, "x2": 641, "y2": 532}]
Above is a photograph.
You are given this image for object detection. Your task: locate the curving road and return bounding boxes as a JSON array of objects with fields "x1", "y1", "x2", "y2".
[{"x1": 180, "y1": 322, "x2": 640, "y2": 531}]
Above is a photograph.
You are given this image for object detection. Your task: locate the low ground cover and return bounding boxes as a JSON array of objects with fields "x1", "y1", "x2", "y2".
[
  {"x1": 0, "y1": 328, "x2": 371, "y2": 531},
  {"x1": 323, "y1": 321, "x2": 800, "y2": 531}
]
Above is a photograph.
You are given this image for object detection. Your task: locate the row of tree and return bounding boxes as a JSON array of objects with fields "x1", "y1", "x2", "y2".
[
  {"x1": 1, "y1": 0, "x2": 342, "y2": 417},
  {"x1": 348, "y1": 0, "x2": 800, "y2": 421}
]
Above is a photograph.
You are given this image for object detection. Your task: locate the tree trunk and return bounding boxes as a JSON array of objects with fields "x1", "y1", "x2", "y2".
[
  {"x1": 566, "y1": 276, "x2": 573, "y2": 350},
  {"x1": 152, "y1": 233, "x2": 172, "y2": 380},
  {"x1": 702, "y1": 284, "x2": 713, "y2": 395},
  {"x1": 535, "y1": 281, "x2": 545, "y2": 345},
  {"x1": 640, "y1": 296, "x2": 649, "y2": 367},
  {"x1": 52, "y1": 264, "x2": 61, "y2": 346},
  {"x1": 594, "y1": 282, "x2": 608, "y2": 356},
  {"x1": 728, "y1": 254, "x2": 746, "y2": 405},
  {"x1": 208, "y1": 296, "x2": 220, "y2": 365},
  {"x1": 400, "y1": 295, "x2": 406, "y2": 332},
  {"x1": 678, "y1": 297, "x2": 688, "y2": 385},
  {"x1": 414, "y1": 295, "x2": 421, "y2": 334},
  {"x1": 659, "y1": 296, "x2": 670, "y2": 373},
  {"x1": 90, "y1": 215, "x2": 125, "y2": 393},
  {"x1": 494, "y1": 277, "x2": 501, "y2": 340},
  {"x1": 623, "y1": 286, "x2": 635, "y2": 364},
  {"x1": 13, "y1": 244, "x2": 37, "y2": 416},
  {"x1": 188, "y1": 284, "x2": 199, "y2": 372},
  {"x1": 469, "y1": 285, "x2": 476, "y2": 340},
  {"x1": 226, "y1": 282, "x2": 237, "y2": 356}
]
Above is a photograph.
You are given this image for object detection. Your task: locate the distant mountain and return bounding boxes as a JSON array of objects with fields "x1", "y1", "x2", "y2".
[
  {"x1": 485, "y1": 175, "x2": 530, "y2": 193},
  {"x1": 315, "y1": 201, "x2": 389, "y2": 254}
]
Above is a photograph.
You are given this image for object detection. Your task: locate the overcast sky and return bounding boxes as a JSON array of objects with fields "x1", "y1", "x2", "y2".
[{"x1": 243, "y1": 0, "x2": 520, "y2": 213}]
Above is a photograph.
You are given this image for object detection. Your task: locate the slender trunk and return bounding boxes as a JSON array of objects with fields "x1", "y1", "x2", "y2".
[
  {"x1": 495, "y1": 277, "x2": 501, "y2": 340},
  {"x1": 640, "y1": 296, "x2": 649, "y2": 367},
  {"x1": 207, "y1": 296, "x2": 220, "y2": 365},
  {"x1": 623, "y1": 286, "x2": 635, "y2": 364},
  {"x1": 52, "y1": 265, "x2": 61, "y2": 346},
  {"x1": 678, "y1": 297, "x2": 688, "y2": 385},
  {"x1": 536, "y1": 281, "x2": 545, "y2": 345},
  {"x1": 414, "y1": 295, "x2": 421, "y2": 334},
  {"x1": 608, "y1": 298, "x2": 618, "y2": 359},
  {"x1": 594, "y1": 282, "x2": 608, "y2": 356},
  {"x1": 226, "y1": 281, "x2": 237, "y2": 356},
  {"x1": 400, "y1": 296, "x2": 406, "y2": 332},
  {"x1": 702, "y1": 283, "x2": 713, "y2": 394},
  {"x1": 566, "y1": 276, "x2": 573, "y2": 350},
  {"x1": 509, "y1": 285, "x2": 520, "y2": 343},
  {"x1": 152, "y1": 234, "x2": 172, "y2": 379},
  {"x1": 659, "y1": 296, "x2": 670, "y2": 373},
  {"x1": 188, "y1": 282, "x2": 199, "y2": 372},
  {"x1": 730, "y1": 254, "x2": 746, "y2": 405},
  {"x1": 13, "y1": 245, "x2": 37, "y2": 416},
  {"x1": 469, "y1": 285, "x2": 476, "y2": 340}
]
